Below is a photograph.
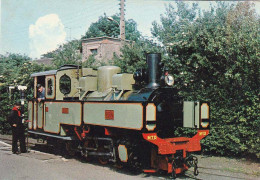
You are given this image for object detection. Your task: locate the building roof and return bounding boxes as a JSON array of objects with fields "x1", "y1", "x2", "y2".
[
  {"x1": 82, "y1": 36, "x2": 131, "y2": 43},
  {"x1": 58, "y1": 64, "x2": 81, "y2": 71},
  {"x1": 34, "y1": 58, "x2": 54, "y2": 65}
]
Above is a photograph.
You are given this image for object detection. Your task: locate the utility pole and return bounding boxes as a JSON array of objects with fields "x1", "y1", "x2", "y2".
[
  {"x1": 65, "y1": 27, "x2": 72, "y2": 41},
  {"x1": 119, "y1": 0, "x2": 125, "y2": 41},
  {"x1": 65, "y1": 26, "x2": 82, "y2": 41}
]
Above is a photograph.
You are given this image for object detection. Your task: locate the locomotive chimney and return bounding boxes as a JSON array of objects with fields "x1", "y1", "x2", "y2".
[{"x1": 146, "y1": 53, "x2": 161, "y2": 89}]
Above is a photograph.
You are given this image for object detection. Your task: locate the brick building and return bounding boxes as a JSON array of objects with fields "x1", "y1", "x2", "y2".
[{"x1": 81, "y1": 36, "x2": 130, "y2": 64}]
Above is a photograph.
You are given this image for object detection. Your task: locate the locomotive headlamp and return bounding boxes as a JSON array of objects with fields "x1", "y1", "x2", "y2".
[{"x1": 165, "y1": 74, "x2": 174, "y2": 86}]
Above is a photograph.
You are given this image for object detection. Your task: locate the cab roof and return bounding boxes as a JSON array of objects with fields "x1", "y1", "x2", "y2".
[
  {"x1": 30, "y1": 70, "x2": 57, "y2": 77},
  {"x1": 30, "y1": 65, "x2": 81, "y2": 77}
]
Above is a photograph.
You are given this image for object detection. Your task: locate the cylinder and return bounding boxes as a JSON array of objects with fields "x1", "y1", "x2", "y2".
[{"x1": 146, "y1": 53, "x2": 161, "y2": 88}]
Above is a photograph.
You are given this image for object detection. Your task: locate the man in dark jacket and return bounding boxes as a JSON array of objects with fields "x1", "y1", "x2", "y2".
[
  {"x1": 9, "y1": 101, "x2": 27, "y2": 154},
  {"x1": 37, "y1": 84, "x2": 45, "y2": 102}
]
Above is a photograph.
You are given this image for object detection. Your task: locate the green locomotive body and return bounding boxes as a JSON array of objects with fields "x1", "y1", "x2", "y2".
[{"x1": 28, "y1": 53, "x2": 210, "y2": 177}]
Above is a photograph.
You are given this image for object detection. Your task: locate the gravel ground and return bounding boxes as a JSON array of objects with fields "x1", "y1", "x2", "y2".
[{"x1": 0, "y1": 134, "x2": 259, "y2": 180}]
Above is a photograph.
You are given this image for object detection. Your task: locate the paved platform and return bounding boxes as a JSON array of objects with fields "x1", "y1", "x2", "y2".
[{"x1": 0, "y1": 134, "x2": 259, "y2": 180}]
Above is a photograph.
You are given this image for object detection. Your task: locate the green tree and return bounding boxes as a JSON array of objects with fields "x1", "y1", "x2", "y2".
[
  {"x1": 113, "y1": 38, "x2": 164, "y2": 73},
  {"x1": 151, "y1": 2, "x2": 259, "y2": 158},
  {"x1": 82, "y1": 14, "x2": 141, "y2": 41},
  {"x1": 51, "y1": 40, "x2": 82, "y2": 68},
  {"x1": 0, "y1": 53, "x2": 51, "y2": 134},
  {"x1": 82, "y1": 54, "x2": 103, "y2": 69}
]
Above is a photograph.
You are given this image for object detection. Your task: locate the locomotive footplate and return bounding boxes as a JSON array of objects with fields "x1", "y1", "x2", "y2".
[{"x1": 28, "y1": 130, "x2": 76, "y2": 140}]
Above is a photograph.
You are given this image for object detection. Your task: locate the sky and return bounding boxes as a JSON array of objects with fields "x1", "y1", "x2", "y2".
[{"x1": 0, "y1": 0, "x2": 259, "y2": 59}]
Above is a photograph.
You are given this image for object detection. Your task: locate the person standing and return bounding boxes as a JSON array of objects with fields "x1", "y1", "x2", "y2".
[{"x1": 8, "y1": 101, "x2": 27, "y2": 154}]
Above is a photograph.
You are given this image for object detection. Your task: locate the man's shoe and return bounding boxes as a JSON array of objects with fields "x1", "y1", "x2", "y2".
[{"x1": 12, "y1": 151, "x2": 20, "y2": 154}]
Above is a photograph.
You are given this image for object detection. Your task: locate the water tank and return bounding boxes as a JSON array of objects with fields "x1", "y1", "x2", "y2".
[{"x1": 97, "y1": 66, "x2": 121, "y2": 92}]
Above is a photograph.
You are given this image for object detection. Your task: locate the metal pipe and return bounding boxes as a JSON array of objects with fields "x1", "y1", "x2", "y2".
[
  {"x1": 87, "y1": 152, "x2": 113, "y2": 157},
  {"x1": 28, "y1": 130, "x2": 75, "y2": 140},
  {"x1": 85, "y1": 137, "x2": 113, "y2": 141}
]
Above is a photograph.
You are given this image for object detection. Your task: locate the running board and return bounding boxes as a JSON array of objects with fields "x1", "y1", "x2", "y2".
[{"x1": 28, "y1": 130, "x2": 76, "y2": 140}]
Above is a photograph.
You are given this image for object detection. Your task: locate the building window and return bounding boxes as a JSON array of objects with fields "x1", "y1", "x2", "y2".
[
  {"x1": 60, "y1": 74, "x2": 71, "y2": 95},
  {"x1": 90, "y1": 49, "x2": 97, "y2": 55}
]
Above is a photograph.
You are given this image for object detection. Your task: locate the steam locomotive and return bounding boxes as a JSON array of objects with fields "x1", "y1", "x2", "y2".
[{"x1": 28, "y1": 53, "x2": 210, "y2": 177}]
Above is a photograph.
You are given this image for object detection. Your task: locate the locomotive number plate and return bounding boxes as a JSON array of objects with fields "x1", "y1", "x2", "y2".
[
  {"x1": 199, "y1": 131, "x2": 207, "y2": 136},
  {"x1": 105, "y1": 110, "x2": 114, "y2": 120},
  {"x1": 147, "y1": 135, "x2": 157, "y2": 140}
]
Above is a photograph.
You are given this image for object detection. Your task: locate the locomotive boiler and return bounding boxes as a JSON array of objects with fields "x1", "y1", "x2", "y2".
[{"x1": 28, "y1": 53, "x2": 210, "y2": 177}]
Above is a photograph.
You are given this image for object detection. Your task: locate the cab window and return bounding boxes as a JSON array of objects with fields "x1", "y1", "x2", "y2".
[
  {"x1": 45, "y1": 76, "x2": 55, "y2": 99},
  {"x1": 47, "y1": 78, "x2": 53, "y2": 96},
  {"x1": 60, "y1": 74, "x2": 71, "y2": 95}
]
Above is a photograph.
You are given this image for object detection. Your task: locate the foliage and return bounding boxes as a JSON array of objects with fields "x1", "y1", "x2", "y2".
[
  {"x1": 0, "y1": 53, "x2": 50, "y2": 134},
  {"x1": 51, "y1": 40, "x2": 82, "y2": 68},
  {"x1": 151, "y1": 1, "x2": 259, "y2": 158},
  {"x1": 41, "y1": 51, "x2": 55, "y2": 58},
  {"x1": 82, "y1": 13, "x2": 141, "y2": 42},
  {"x1": 82, "y1": 55, "x2": 96, "y2": 68},
  {"x1": 82, "y1": 55, "x2": 106, "y2": 69},
  {"x1": 113, "y1": 38, "x2": 165, "y2": 73}
]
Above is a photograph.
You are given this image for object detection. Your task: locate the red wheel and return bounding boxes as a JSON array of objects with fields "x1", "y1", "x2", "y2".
[
  {"x1": 98, "y1": 157, "x2": 109, "y2": 165},
  {"x1": 115, "y1": 162, "x2": 123, "y2": 169}
]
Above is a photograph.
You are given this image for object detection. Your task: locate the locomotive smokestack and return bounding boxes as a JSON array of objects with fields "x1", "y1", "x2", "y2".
[{"x1": 146, "y1": 53, "x2": 161, "y2": 88}]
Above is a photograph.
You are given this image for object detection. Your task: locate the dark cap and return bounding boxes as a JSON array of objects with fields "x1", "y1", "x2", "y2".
[
  {"x1": 37, "y1": 84, "x2": 42, "y2": 88},
  {"x1": 14, "y1": 100, "x2": 21, "y2": 106}
]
